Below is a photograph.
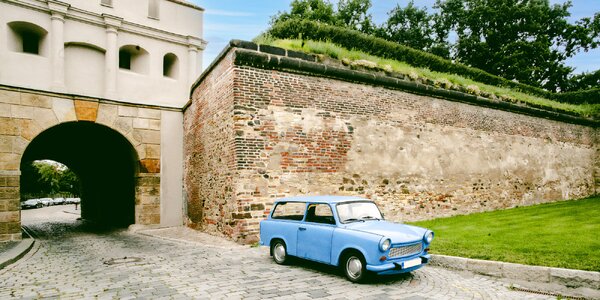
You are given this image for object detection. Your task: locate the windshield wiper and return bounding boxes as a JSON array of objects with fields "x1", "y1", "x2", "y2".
[
  {"x1": 344, "y1": 218, "x2": 364, "y2": 223},
  {"x1": 361, "y1": 216, "x2": 381, "y2": 221}
]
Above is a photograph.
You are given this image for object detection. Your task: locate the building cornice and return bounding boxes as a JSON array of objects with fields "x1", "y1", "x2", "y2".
[
  {"x1": 1, "y1": 0, "x2": 207, "y2": 47},
  {"x1": 47, "y1": 0, "x2": 69, "y2": 15},
  {"x1": 0, "y1": 84, "x2": 184, "y2": 112},
  {"x1": 166, "y1": 0, "x2": 204, "y2": 12}
]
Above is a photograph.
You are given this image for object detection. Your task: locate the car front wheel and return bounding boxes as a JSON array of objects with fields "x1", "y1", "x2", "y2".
[
  {"x1": 271, "y1": 240, "x2": 288, "y2": 265},
  {"x1": 36, "y1": 203, "x2": 43, "y2": 208},
  {"x1": 343, "y1": 253, "x2": 368, "y2": 283}
]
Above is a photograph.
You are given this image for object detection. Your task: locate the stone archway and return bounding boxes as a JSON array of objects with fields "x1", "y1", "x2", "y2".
[
  {"x1": 21, "y1": 121, "x2": 138, "y2": 226},
  {"x1": 0, "y1": 88, "x2": 163, "y2": 241}
]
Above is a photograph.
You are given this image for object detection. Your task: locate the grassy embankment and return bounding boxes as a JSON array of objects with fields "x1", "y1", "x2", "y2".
[
  {"x1": 408, "y1": 197, "x2": 600, "y2": 271},
  {"x1": 255, "y1": 37, "x2": 600, "y2": 119}
]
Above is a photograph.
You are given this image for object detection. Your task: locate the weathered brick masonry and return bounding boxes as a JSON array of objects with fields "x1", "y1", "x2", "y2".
[{"x1": 184, "y1": 41, "x2": 599, "y2": 243}]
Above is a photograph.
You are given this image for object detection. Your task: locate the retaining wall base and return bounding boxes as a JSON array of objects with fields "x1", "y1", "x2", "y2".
[{"x1": 431, "y1": 254, "x2": 600, "y2": 299}]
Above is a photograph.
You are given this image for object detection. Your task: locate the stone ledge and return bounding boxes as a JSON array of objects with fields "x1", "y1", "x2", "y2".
[
  {"x1": 191, "y1": 40, "x2": 598, "y2": 127},
  {"x1": 431, "y1": 254, "x2": 600, "y2": 291},
  {"x1": 0, "y1": 228, "x2": 34, "y2": 270},
  {"x1": 0, "y1": 84, "x2": 181, "y2": 112}
]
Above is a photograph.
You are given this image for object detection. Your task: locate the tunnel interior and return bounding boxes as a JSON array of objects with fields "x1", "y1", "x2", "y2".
[{"x1": 20, "y1": 121, "x2": 138, "y2": 227}]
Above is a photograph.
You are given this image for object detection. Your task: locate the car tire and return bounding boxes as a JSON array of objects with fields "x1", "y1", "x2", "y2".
[
  {"x1": 342, "y1": 252, "x2": 368, "y2": 283},
  {"x1": 36, "y1": 203, "x2": 43, "y2": 208},
  {"x1": 271, "y1": 240, "x2": 289, "y2": 265}
]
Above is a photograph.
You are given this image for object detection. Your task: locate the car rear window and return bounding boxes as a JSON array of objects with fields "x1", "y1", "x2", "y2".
[{"x1": 271, "y1": 202, "x2": 306, "y2": 221}]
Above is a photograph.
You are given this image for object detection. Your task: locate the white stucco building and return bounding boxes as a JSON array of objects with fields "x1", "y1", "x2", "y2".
[
  {"x1": 0, "y1": 0, "x2": 206, "y2": 228},
  {"x1": 0, "y1": 0, "x2": 206, "y2": 107}
]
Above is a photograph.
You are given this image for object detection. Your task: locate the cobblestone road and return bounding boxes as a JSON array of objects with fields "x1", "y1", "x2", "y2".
[{"x1": 0, "y1": 206, "x2": 552, "y2": 299}]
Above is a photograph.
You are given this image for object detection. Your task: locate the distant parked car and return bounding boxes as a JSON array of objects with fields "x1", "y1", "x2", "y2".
[
  {"x1": 53, "y1": 198, "x2": 65, "y2": 205},
  {"x1": 260, "y1": 196, "x2": 434, "y2": 282},
  {"x1": 39, "y1": 198, "x2": 52, "y2": 206},
  {"x1": 65, "y1": 198, "x2": 81, "y2": 204},
  {"x1": 21, "y1": 199, "x2": 43, "y2": 209}
]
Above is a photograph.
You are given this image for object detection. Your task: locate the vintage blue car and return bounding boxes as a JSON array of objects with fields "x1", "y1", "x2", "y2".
[{"x1": 259, "y1": 196, "x2": 434, "y2": 282}]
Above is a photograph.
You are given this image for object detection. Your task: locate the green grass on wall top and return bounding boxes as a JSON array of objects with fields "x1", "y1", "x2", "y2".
[{"x1": 253, "y1": 36, "x2": 600, "y2": 119}]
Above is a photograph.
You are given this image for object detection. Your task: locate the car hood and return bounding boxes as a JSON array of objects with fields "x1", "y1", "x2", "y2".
[{"x1": 343, "y1": 221, "x2": 427, "y2": 244}]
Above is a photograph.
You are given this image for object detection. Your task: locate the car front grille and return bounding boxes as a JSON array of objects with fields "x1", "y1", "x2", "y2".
[{"x1": 388, "y1": 242, "x2": 423, "y2": 258}]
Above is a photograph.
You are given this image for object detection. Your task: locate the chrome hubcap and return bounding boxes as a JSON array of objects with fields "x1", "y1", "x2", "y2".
[
  {"x1": 274, "y1": 244, "x2": 286, "y2": 262},
  {"x1": 346, "y1": 256, "x2": 362, "y2": 279}
]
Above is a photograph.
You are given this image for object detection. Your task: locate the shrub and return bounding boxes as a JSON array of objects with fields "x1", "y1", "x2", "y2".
[{"x1": 268, "y1": 19, "x2": 599, "y2": 105}]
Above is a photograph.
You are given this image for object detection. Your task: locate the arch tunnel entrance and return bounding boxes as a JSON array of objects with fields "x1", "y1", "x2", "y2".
[{"x1": 20, "y1": 121, "x2": 138, "y2": 227}]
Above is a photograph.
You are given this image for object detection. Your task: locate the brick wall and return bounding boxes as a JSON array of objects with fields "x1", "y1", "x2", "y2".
[
  {"x1": 184, "y1": 51, "x2": 238, "y2": 237},
  {"x1": 185, "y1": 45, "x2": 598, "y2": 244}
]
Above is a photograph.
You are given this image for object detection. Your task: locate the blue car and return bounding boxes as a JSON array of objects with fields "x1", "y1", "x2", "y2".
[{"x1": 260, "y1": 196, "x2": 434, "y2": 282}]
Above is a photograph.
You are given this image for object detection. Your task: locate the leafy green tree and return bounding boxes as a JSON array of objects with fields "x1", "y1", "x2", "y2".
[
  {"x1": 271, "y1": 0, "x2": 336, "y2": 25},
  {"x1": 336, "y1": 0, "x2": 375, "y2": 33},
  {"x1": 433, "y1": 0, "x2": 600, "y2": 91},
  {"x1": 20, "y1": 160, "x2": 80, "y2": 199},
  {"x1": 271, "y1": 0, "x2": 376, "y2": 34},
  {"x1": 58, "y1": 168, "x2": 80, "y2": 196},
  {"x1": 379, "y1": 1, "x2": 449, "y2": 58},
  {"x1": 566, "y1": 69, "x2": 600, "y2": 91},
  {"x1": 36, "y1": 162, "x2": 61, "y2": 193}
]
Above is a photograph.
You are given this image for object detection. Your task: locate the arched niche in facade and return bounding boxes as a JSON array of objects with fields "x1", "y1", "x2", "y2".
[
  {"x1": 163, "y1": 53, "x2": 179, "y2": 79},
  {"x1": 7, "y1": 21, "x2": 48, "y2": 55},
  {"x1": 65, "y1": 42, "x2": 106, "y2": 97},
  {"x1": 118, "y1": 45, "x2": 150, "y2": 75}
]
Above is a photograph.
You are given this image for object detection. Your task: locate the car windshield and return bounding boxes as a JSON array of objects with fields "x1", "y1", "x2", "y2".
[{"x1": 337, "y1": 201, "x2": 383, "y2": 223}]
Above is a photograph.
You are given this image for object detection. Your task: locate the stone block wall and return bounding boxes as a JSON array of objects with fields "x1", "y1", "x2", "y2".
[
  {"x1": 184, "y1": 51, "x2": 237, "y2": 237},
  {"x1": 185, "y1": 45, "x2": 598, "y2": 244},
  {"x1": 0, "y1": 86, "x2": 164, "y2": 241}
]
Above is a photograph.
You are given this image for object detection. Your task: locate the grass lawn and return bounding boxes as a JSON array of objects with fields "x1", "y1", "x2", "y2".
[{"x1": 408, "y1": 197, "x2": 600, "y2": 272}]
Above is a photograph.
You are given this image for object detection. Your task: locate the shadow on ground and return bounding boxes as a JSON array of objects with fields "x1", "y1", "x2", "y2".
[
  {"x1": 283, "y1": 256, "x2": 415, "y2": 285},
  {"x1": 24, "y1": 219, "x2": 127, "y2": 240}
]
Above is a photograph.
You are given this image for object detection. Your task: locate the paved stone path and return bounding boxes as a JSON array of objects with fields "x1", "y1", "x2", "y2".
[{"x1": 0, "y1": 206, "x2": 552, "y2": 299}]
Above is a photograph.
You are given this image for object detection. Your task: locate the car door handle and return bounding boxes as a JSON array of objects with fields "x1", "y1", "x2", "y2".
[{"x1": 298, "y1": 227, "x2": 306, "y2": 231}]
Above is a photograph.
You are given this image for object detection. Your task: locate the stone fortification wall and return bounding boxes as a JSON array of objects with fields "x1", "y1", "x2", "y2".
[{"x1": 185, "y1": 42, "x2": 598, "y2": 243}]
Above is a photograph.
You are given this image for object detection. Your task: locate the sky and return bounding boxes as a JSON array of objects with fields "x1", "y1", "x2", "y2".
[{"x1": 192, "y1": 0, "x2": 600, "y2": 74}]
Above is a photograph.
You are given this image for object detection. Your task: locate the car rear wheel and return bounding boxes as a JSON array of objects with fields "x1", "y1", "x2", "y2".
[
  {"x1": 343, "y1": 253, "x2": 368, "y2": 283},
  {"x1": 271, "y1": 240, "x2": 288, "y2": 265},
  {"x1": 36, "y1": 203, "x2": 43, "y2": 208}
]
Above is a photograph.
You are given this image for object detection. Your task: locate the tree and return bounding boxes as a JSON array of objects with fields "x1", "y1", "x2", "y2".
[
  {"x1": 20, "y1": 160, "x2": 81, "y2": 199},
  {"x1": 566, "y1": 69, "x2": 600, "y2": 91},
  {"x1": 271, "y1": 0, "x2": 375, "y2": 34},
  {"x1": 433, "y1": 0, "x2": 600, "y2": 91},
  {"x1": 336, "y1": 0, "x2": 375, "y2": 34},
  {"x1": 36, "y1": 162, "x2": 61, "y2": 194},
  {"x1": 379, "y1": 1, "x2": 449, "y2": 58},
  {"x1": 271, "y1": 0, "x2": 336, "y2": 25}
]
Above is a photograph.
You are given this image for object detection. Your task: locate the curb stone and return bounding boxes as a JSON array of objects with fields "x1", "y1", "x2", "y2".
[
  {"x1": 0, "y1": 228, "x2": 34, "y2": 270},
  {"x1": 431, "y1": 254, "x2": 600, "y2": 298}
]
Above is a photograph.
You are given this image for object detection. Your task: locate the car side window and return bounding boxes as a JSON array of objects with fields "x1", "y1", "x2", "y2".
[
  {"x1": 271, "y1": 202, "x2": 306, "y2": 221},
  {"x1": 305, "y1": 203, "x2": 335, "y2": 225}
]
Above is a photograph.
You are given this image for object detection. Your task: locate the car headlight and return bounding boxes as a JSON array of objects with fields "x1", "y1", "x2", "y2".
[
  {"x1": 380, "y1": 238, "x2": 391, "y2": 251},
  {"x1": 424, "y1": 231, "x2": 434, "y2": 244}
]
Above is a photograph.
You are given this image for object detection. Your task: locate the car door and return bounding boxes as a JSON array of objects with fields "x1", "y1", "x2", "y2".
[
  {"x1": 267, "y1": 201, "x2": 307, "y2": 256},
  {"x1": 296, "y1": 203, "x2": 336, "y2": 264}
]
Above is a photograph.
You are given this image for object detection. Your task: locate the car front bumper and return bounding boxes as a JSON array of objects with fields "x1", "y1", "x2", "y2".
[{"x1": 366, "y1": 254, "x2": 430, "y2": 274}]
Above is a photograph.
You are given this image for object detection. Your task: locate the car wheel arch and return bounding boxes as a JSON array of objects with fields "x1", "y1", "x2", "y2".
[
  {"x1": 269, "y1": 237, "x2": 287, "y2": 256},
  {"x1": 338, "y1": 248, "x2": 366, "y2": 267}
]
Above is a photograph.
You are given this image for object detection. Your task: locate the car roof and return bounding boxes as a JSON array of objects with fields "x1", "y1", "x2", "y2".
[{"x1": 274, "y1": 195, "x2": 371, "y2": 204}]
